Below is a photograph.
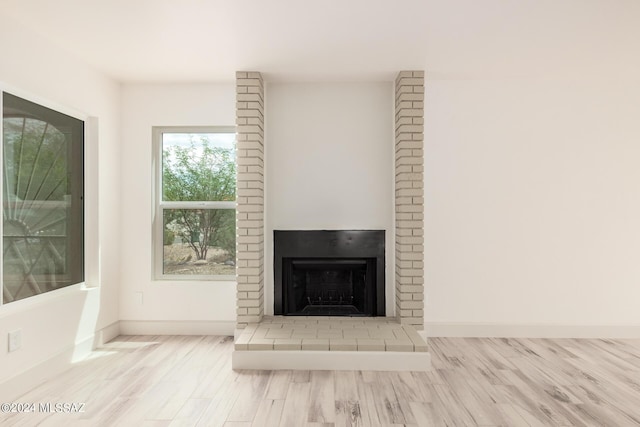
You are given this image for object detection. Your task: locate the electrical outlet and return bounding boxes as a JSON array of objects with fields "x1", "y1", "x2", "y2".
[{"x1": 8, "y1": 329, "x2": 22, "y2": 352}]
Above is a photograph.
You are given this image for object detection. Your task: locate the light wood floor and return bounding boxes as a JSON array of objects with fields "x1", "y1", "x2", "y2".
[{"x1": 3, "y1": 335, "x2": 640, "y2": 426}]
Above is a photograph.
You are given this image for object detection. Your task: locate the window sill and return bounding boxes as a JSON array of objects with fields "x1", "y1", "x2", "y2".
[
  {"x1": 0, "y1": 283, "x2": 95, "y2": 317},
  {"x1": 153, "y1": 276, "x2": 237, "y2": 284}
]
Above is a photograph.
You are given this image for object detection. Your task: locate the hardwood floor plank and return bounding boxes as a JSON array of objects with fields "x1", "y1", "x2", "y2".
[
  {"x1": 507, "y1": 406, "x2": 549, "y2": 427},
  {"x1": 226, "y1": 371, "x2": 271, "y2": 422},
  {"x1": 307, "y1": 371, "x2": 335, "y2": 424},
  {"x1": 390, "y1": 371, "x2": 429, "y2": 404},
  {"x1": 279, "y1": 382, "x2": 311, "y2": 427},
  {"x1": 562, "y1": 355, "x2": 640, "y2": 420},
  {"x1": 292, "y1": 370, "x2": 311, "y2": 383},
  {"x1": 333, "y1": 370, "x2": 370, "y2": 426},
  {"x1": 4, "y1": 334, "x2": 640, "y2": 426},
  {"x1": 251, "y1": 399, "x2": 284, "y2": 427},
  {"x1": 387, "y1": 372, "x2": 418, "y2": 424},
  {"x1": 495, "y1": 383, "x2": 557, "y2": 425},
  {"x1": 430, "y1": 383, "x2": 478, "y2": 425},
  {"x1": 354, "y1": 380, "x2": 383, "y2": 427},
  {"x1": 333, "y1": 399, "x2": 367, "y2": 427},
  {"x1": 406, "y1": 371, "x2": 434, "y2": 403},
  {"x1": 367, "y1": 371, "x2": 409, "y2": 425},
  {"x1": 264, "y1": 371, "x2": 293, "y2": 400},
  {"x1": 494, "y1": 403, "x2": 531, "y2": 427},
  {"x1": 499, "y1": 368, "x2": 582, "y2": 426},
  {"x1": 438, "y1": 368, "x2": 504, "y2": 425},
  {"x1": 195, "y1": 385, "x2": 243, "y2": 427},
  {"x1": 408, "y1": 401, "x2": 437, "y2": 426},
  {"x1": 459, "y1": 338, "x2": 511, "y2": 385},
  {"x1": 191, "y1": 340, "x2": 235, "y2": 399},
  {"x1": 169, "y1": 399, "x2": 212, "y2": 427},
  {"x1": 568, "y1": 379, "x2": 640, "y2": 425}
]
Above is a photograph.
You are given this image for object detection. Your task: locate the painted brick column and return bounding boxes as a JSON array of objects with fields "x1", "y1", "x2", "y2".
[
  {"x1": 236, "y1": 71, "x2": 264, "y2": 329},
  {"x1": 395, "y1": 71, "x2": 425, "y2": 330}
]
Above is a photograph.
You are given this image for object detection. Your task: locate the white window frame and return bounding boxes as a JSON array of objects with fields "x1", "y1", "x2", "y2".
[{"x1": 152, "y1": 126, "x2": 236, "y2": 281}]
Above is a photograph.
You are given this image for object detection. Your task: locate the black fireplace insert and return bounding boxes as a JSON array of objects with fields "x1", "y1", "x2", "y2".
[{"x1": 274, "y1": 230, "x2": 385, "y2": 316}]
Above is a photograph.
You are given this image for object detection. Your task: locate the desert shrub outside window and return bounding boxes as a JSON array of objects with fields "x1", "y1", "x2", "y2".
[{"x1": 154, "y1": 127, "x2": 236, "y2": 280}]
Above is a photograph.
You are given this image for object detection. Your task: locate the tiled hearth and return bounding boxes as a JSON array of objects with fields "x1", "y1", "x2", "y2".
[
  {"x1": 235, "y1": 316, "x2": 427, "y2": 351},
  {"x1": 233, "y1": 316, "x2": 430, "y2": 371}
]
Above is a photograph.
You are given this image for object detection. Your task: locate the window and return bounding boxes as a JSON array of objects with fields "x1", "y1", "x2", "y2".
[
  {"x1": 153, "y1": 127, "x2": 236, "y2": 280},
  {"x1": 2, "y1": 92, "x2": 84, "y2": 304}
]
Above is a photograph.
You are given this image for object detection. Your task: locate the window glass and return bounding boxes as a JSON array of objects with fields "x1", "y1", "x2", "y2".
[
  {"x1": 155, "y1": 129, "x2": 236, "y2": 280},
  {"x1": 162, "y1": 133, "x2": 236, "y2": 202},
  {"x1": 2, "y1": 92, "x2": 84, "y2": 303},
  {"x1": 162, "y1": 208, "x2": 235, "y2": 276}
]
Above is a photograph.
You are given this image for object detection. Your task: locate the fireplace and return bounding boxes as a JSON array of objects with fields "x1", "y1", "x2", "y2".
[{"x1": 274, "y1": 230, "x2": 385, "y2": 316}]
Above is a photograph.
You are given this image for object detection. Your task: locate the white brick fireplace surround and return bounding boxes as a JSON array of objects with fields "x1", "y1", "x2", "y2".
[
  {"x1": 394, "y1": 71, "x2": 425, "y2": 330},
  {"x1": 235, "y1": 72, "x2": 265, "y2": 329},
  {"x1": 234, "y1": 71, "x2": 428, "y2": 371}
]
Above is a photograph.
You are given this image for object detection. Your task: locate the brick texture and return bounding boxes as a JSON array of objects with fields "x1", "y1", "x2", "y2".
[
  {"x1": 395, "y1": 71, "x2": 425, "y2": 330},
  {"x1": 236, "y1": 71, "x2": 264, "y2": 329},
  {"x1": 234, "y1": 70, "x2": 424, "y2": 331}
]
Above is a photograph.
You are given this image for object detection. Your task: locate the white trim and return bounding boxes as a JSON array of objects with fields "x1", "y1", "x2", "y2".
[
  {"x1": 232, "y1": 350, "x2": 431, "y2": 371},
  {"x1": 119, "y1": 320, "x2": 235, "y2": 336},
  {"x1": 84, "y1": 117, "x2": 100, "y2": 288},
  {"x1": 0, "y1": 81, "x2": 88, "y2": 122},
  {"x1": 0, "y1": 322, "x2": 119, "y2": 402},
  {"x1": 159, "y1": 201, "x2": 236, "y2": 210},
  {"x1": 425, "y1": 322, "x2": 640, "y2": 338},
  {"x1": 0, "y1": 283, "x2": 94, "y2": 317},
  {"x1": 154, "y1": 274, "x2": 237, "y2": 282},
  {"x1": 93, "y1": 320, "x2": 121, "y2": 347}
]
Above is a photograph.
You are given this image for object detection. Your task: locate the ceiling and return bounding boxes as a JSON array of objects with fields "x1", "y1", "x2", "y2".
[{"x1": 3, "y1": 0, "x2": 640, "y2": 83}]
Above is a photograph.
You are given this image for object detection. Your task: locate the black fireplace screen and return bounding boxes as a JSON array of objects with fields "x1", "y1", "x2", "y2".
[
  {"x1": 286, "y1": 258, "x2": 374, "y2": 315},
  {"x1": 274, "y1": 230, "x2": 385, "y2": 316}
]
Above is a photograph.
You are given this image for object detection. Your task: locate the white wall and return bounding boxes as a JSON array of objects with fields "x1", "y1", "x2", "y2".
[
  {"x1": 265, "y1": 82, "x2": 395, "y2": 315},
  {"x1": 424, "y1": 78, "x2": 640, "y2": 337},
  {"x1": 119, "y1": 83, "x2": 237, "y2": 333},
  {"x1": 0, "y1": 14, "x2": 121, "y2": 397}
]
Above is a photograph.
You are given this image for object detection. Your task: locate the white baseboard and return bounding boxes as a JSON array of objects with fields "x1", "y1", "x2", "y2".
[
  {"x1": 425, "y1": 322, "x2": 640, "y2": 338},
  {"x1": 94, "y1": 320, "x2": 121, "y2": 346},
  {"x1": 0, "y1": 321, "x2": 119, "y2": 402},
  {"x1": 233, "y1": 350, "x2": 431, "y2": 371},
  {"x1": 119, "y1": 320, "x2": 235, "y2": 336}
]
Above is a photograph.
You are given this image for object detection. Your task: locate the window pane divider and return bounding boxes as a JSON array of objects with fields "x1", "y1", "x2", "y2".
[{"x1": 159, "y1": 201, "x2": 236, "y2": 210}]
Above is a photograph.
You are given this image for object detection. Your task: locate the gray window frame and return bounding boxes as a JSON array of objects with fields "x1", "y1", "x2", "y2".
[{"x1": 0, "y1": 90, "x2": 87, "y2": 305}]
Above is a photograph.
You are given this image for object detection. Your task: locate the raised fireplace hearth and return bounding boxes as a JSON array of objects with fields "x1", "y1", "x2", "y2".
[{"x1": 274, "y1": 230, "x2": 385, "y2": 316}]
